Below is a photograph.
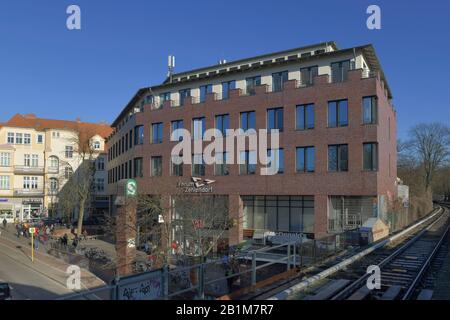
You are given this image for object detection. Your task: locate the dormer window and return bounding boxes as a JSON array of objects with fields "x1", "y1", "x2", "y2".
[{"x1": 93, "y1": 141, "x2": 101, "y2": 150}]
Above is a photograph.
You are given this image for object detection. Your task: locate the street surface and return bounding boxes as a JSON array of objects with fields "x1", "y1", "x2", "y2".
[{"x1": 0, "y1": 239, "x2": 73, "y2": 300}]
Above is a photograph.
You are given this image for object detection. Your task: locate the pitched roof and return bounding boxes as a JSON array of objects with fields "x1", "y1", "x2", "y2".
[{"x1": 2, "y1": 114, "x2": 112, "y2": 138}]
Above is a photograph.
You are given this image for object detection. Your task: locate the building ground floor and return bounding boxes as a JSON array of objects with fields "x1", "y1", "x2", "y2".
[
  {"x1": 0, "y1": 195, "x2": 110, "y2": 223},
  {"x1": 109, "y1": 191, "x2": 391, "y2": 250},
  {"x1": 0, "y1": 196, "x2": 44, "y2": 222}
]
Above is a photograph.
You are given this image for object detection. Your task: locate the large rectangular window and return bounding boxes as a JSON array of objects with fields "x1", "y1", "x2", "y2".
[
  {"x1": 0, "y1": 153, "x2": 11, "y2": 167},
  {"x1": 243, "y1": 196, "x2": 315, "y2": 233},
  {"x1": 192, "y1": 117, "x2": 206, "y2": 140},
  {"x1": 221, "y1": 80, "x2": 236, "y2": 100},
  {"x1": 171, "y1": 120, "x2": 184, "y2": 141},
  {"x1": 363, "y1": 143, "x2": 378, "y2": 171},
  {"x1": 159, "y1": 92, "x2": 170, "y2": 108},
  {"x1": 328, "y1": 144, "x2": 348, "y2": 172},
  {"x1": 272, "y1": 71, "x2": 288, "y2": 92},
  {"x1": 246, "y1": 76, "x2": 261, "y2": 95},
  {"x1": 296, "y1": 104, "x2": 315, "y2": 130},
  {"x1": 24, "y1": 134, "x2": 31, "y2": 145},
  {"x1": 300, "y1": 66, "x2": 318, "y2": 86},
  {"x1": 239, "y1": 150, "x2": 257, "y2": 175},
  {"x1": 23, "y1": 177, "x2": 38, "y2": 189},
  {"x1": 65, "y1": 146, "x2": 73, "y2": 159},
  {"x1": 134, "y1": 125, "x2": 144, "y2": 145},
  {"x1": 192, "y1": 154, "x2": 205, "y2": 176},
  {"x1": 296, "y1": 147, "x2": 315, "y2": 172},
  {"x1": 214, "y1": 152, "x2": 229, "y2": 176},
  {"x1": 179, "y1": 88, "x2": 191, "y2": 106},
  {"x1": 15, "y1": 133, "x2": 23, "y2": 144},
  {"x1": 151, "y1": 156, "x2": 162, "y2": 176},
  {"x1": 133, "y1": 157, "x2": 143, "y2": 178},
  {"x1": 7, "y1": 132, "x2": 14, "y2": 144},
  {"x1": 331, "y1": 60, "x2": 351, "y2": 83},
  {"x1": 171, "y1": 155, "x2": 183, "y2": 176},
  {"x1": 267, "y1": 149, "x2": 284, "y2": 174},
  {"x1": 199, "y1": 84, "x2": 213, "y2": 103},
  {"x1": 240, "y1": 111, "x2": 256, "y2": 131},
  {"x1": 24, "y1": 154, "x2": 30, "y2": 167},
  {"x1": 0, "y1": 176, "x2": 10, "y2": 190},
  {"x1": 151, "y1": 122, "x2": 163, "y2": 144},
  {"x1": 267, "y1": 107, "x2": 284, "y2": 132},
  {"x1": 215, "y1": 114, "x2": 229, "y2": 136},
  {"x1": 31, "y1": 154, "x2": 38, "y2": 167},
  {"x1": 328, "y1": 100, "x2": 348, "y2": 127},
  {"x1": 363, "y1": 96, "x2": 378, "y2": 124}
]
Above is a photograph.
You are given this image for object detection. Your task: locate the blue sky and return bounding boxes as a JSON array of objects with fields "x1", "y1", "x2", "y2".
[{"x1": 0, "y1": 0, "x2": 449, "y2": 139}]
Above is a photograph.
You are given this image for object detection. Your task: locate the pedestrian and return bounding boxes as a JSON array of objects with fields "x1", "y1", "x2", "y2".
[
  {"x1": 62, "y1": 233, "x2": 68, "y2": 247},
  {"x1": 72, "y1": 236, "x2": 78, "y2": 250},
  {"x1": 2, "y1": 218, "x2": 7, "y2": 229},
  {"x1": 16, "y1": 223, "x2": 21, "y2": 238},
  {"x1": 35, "y1": 234, "x2": 40, "y2": 251}
]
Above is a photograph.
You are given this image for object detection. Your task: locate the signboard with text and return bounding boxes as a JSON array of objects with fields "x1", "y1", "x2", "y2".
[{"x1": 118, "y1": 270, "x2": 163, "y2": 300}]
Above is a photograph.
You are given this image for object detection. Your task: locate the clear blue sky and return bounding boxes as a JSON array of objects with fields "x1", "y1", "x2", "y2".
[{"x1": 0, "y1": 0, "x2": 449, "y2": 139}]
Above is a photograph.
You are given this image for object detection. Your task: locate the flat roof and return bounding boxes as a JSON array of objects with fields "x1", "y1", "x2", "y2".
[{"x1": 112, "y1": 42, "x2": 392, "y2": 127}]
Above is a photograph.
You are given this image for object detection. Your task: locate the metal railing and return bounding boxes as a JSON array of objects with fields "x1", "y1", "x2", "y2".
[{"x1": 58, "y1": 232, "x2": 353, "y2": 301}]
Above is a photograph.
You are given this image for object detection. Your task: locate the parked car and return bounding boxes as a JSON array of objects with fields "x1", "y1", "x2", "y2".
[{"x1": 0, "y1": 282, "x2": 12, "y2": 300}]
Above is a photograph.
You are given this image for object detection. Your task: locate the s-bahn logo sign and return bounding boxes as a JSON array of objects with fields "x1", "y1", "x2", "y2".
[
  {"x1": 177, "y1": 177, "x2": 215, "y2": 193},
  {"x1": 126, "y1": 179, "x2": 138, "y2": 197}
]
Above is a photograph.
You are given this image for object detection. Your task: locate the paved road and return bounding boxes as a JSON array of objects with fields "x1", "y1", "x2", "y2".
[{"x1": 0, "y1": 241, "x2": 73, "y2": 300}]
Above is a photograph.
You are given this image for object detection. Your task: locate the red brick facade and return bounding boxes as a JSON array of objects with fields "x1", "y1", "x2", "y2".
[{"x1": 107, "y1": 68, "x2": 397, "y2": 244}]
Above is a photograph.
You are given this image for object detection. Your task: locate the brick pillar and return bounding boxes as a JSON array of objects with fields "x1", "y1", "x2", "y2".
[
  {"x1": 228, "y1": 194, "x2": 243, "y2": 246},
  {"x1": 115, "y1": 198, "x2": 137, "y2": 276},
  {"x1": 314, "y1": 194, "x2": 328, "y2": 238}
]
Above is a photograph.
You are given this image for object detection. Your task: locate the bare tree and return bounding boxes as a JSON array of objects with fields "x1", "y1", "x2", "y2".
[
  {"x1": 409, "y1": 123, "x2": 450, "y2": 192},
  {"x1": 56, "y1": 127, "x2": 99, "y2": 235},
  {"x1": 105, "y1": 189, "x2": 239, "y2": 271}
]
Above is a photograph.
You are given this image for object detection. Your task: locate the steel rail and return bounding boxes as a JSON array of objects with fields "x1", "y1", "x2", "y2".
[
  {"x1": 330, "y1": 206, "x2": 447, "y2": 300},
  {"x1": 401, "y1": 206, "x2": 450, "y2": 300}
]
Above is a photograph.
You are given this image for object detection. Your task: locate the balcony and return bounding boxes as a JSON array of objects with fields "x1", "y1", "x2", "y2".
[
  {"x1": 47, "y1": 166, "x2": 59, "y2": 174},
  {"x1": 14, "y1": 166, "x2": 44, "y2": 175},
  {"x1": 14, "y1": 188, "x2": 45, "y2": 197}
]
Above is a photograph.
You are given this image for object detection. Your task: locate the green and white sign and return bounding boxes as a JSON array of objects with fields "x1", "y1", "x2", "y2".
[{"x1": 126, "y1": 179, "x2": 137, "y2": 197}]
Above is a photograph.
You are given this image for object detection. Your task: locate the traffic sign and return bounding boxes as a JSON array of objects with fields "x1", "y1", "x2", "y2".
[
  {"x1": 126, "y1": 179, "x2": 137, "y2": 197},
  {"x1": 29, "y1": 227, "x2": 36, "y2": 234}
]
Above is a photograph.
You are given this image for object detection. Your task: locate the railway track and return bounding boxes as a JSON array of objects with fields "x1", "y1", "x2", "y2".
[
  {"x1": 316, "y1": 205, "x2": 450, "y2": 300},
  {"x1": 252, "y1": 205, "x2": 446, "y2": 300}
]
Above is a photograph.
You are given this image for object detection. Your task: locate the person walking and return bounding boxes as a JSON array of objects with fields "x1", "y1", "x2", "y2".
[
  {"x1": 2, "y1": 218, "x2": 7, "y2": 229},
  {"x1": 16, "y1": 223, "x2": 21, "y2": 238},
  {"x1": 35, "y1": 233, "x2": 40, "y2": 251}
]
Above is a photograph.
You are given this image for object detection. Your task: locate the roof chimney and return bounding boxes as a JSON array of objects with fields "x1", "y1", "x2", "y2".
[{"x1": 76, "y1": 117, "x2": 81, "y2": 122}]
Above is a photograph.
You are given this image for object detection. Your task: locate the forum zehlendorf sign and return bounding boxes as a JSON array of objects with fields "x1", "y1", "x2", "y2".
[{"x1": 177, "y1": 177, "x2": 215, "y2": 193}]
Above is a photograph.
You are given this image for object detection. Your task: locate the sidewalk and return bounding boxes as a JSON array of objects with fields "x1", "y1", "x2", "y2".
[{"x1": 0, "y1": 225, "x2": 106, "y2": 291}]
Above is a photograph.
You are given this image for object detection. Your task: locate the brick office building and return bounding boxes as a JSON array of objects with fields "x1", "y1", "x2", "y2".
[{"x1": 106, "y1": 41, "x2": 397, "y2": 246}]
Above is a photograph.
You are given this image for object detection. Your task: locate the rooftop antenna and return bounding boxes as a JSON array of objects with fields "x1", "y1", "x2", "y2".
[{"x1": 167, "y1": 55, "x2": 175, "y2": 83}]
